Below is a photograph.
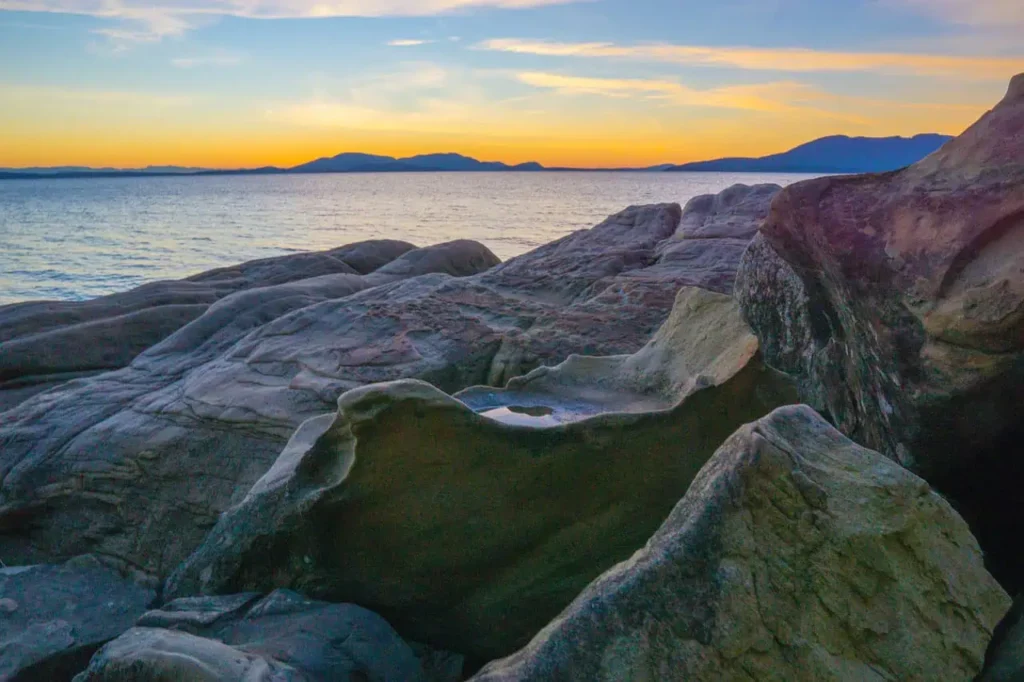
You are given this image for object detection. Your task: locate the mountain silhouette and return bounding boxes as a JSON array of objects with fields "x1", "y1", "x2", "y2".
[{"x1": 665, "y1": 134, "x2": 953, "y2": 174}]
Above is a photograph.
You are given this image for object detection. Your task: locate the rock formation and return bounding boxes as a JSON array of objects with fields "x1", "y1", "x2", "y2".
[
  {"x1": 0, "y1": 555, "x2": 154, "y2": 681},
  {"x1": 736, "y1": 73, "x2": 1024, "y2": 586},
  {"x1": 0, "y1": 240, "x2": 418, "y2": 411},
  {"x1": 472, "y1": 406, "x2": 1010, "y2": 682},
  {"x1": 0, "y1": 189, "x2": 775, "y2": 581},
  {"x1": 73, "y1": 590, "x2": 460, "y2": 682},
  {"x1": 166, "y1": 283, "x2": 795, "y2": 661}
]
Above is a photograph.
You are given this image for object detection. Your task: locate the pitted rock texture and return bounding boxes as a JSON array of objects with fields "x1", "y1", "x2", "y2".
[{"x1": 471, "y1": 406, "x2": 1011, "y2": 682}]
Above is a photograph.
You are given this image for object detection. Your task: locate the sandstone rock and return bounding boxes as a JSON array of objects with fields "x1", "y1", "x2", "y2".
[
  {"x1": 165, "y1": 290, "x2": 795, "y2": 660},
  {"x1": 458, "y1": 286, "x2": 761, "y2": 422},
  {"x1": 0, "y1": 240, "x2": 499, "y2": 576},
  {"x1": 0, "y1": 195, "x2": 770, "y2": 579},
  {"x1": 735, "y1": 74, "x2": 1024, "y2": 585},
  {"x1": 73, "y1": 590, "x2": 453, "y2": 682},
  {"x1": 0, "y1": 555, "x2": 154, "y2": 681},
  {"x1": 0, "y1": 240, "x2": 417, "y2": 410},
  {"x1": 472, "y1": 405, "x2": 1011, "y2": 682}
]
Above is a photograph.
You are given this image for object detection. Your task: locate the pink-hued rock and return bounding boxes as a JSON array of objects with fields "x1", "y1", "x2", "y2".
[{"x1": 736, "y1": 73, "x2": 1024, "y2": 585}]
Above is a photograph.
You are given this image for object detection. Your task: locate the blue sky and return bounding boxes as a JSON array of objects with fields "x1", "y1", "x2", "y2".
[{"x1": 0, "y1": 0, "x2": 1020, "y2": 168}]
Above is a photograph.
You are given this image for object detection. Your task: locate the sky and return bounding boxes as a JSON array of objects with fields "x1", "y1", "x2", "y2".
[{"x1": 0, "y1": 0, "x2": 1021, "y2": 169}]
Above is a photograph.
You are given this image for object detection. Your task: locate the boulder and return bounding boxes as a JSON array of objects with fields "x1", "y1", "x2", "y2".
[
  {"x1": 472, "y1": 406, "x2": 1011, "y2": 682},
  {"x1": 735, "y1": 74, "x2": 1024, "y2": 585},
  {"x1": 73, "y1": 590, "x2": 459, "y2": 682},
  {"x1": 166, "y1": 282, "x2": 796, "y2": 660},
  {"x1": 0, "y1": 195, "x2": 772, "y2": 579},
  {"x1": 0, "y1": 240, "x2": 417, "y2": 411},
  {"x1": 0, "y1": 555, "x2": 154, "y2": 681}
]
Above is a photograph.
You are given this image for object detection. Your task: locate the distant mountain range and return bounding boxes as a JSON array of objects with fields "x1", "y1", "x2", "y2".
[
  {"x1": 0, "y1": 134, "x2": 952, "y2": 180},
  {"x1": 291, "y1": 152, "x2": 544, "y2": 173},
  {"x1": 666, "y1": 134, "x2": 953, "y2": 174}
]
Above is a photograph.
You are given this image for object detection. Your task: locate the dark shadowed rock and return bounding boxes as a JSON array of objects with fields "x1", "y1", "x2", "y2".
[
  {"x1": 472, "y1": 406, "x2": 1010, "y2": 682},
  {"x1": 0, "y1": 195, "x2": 771, "y2": 579},
  {"x1": 165, "y1": 282, "x2": 796, "y2": 660},
  {"x1": 73, "y1": 590, "x2": 455, "y2": 682},
  {"x1": 981, "y1": 594, "x2": 1024, "y2": 682},
  {"x1": 735, "y1": 73, "x2": 1024, "y2": 586},
  {"x1": 0, "y1": 555, "x2": 154, "y2": 681}
]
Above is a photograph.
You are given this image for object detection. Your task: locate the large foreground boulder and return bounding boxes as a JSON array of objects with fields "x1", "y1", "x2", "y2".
[
  {"x1": 73, "y1": 590, "x2": 459, "y2": 682},
  {"x1": 167, "y1": 284, "x2": 795, "y2": 660},
  {"x1": 0, "y1": 240, "x2": 418, "y2": 412},
  {"x1": 736, "y1": 73, "x2": 1024, "y2": 585},
  {"x1": 0, "y1": 190, "x2": 775, "y2": 579},
  {"x1": 472, "y1": 406, "x2": 1011, "y2": 682},
  {"x1": 0, "y1": 555, "x2": 154, "y2": 681}
]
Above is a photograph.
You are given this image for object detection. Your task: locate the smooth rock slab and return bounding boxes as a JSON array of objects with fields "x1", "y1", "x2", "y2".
[
  {"x1": 0, "y1": 555, "x2": 155, "y2": 681},
  {"x1": 0, "y1": 240, "x2": 417, "y2": 411},
  {"x1": 73, "y1": 590, "x2": 454, "y2": 682},
  {"x1": 472, "y1": 406, "x2": 1011, "y2": 682}
]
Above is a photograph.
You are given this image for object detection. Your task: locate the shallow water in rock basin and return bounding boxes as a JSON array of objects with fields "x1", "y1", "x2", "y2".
[{"x1": 0, "y1": 171, "x2": 820, "y2": 304}]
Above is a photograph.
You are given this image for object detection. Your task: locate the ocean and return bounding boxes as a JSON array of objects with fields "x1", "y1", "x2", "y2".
[{"x1": 0, "y1": 171, "x2": 820, "y2": 304}]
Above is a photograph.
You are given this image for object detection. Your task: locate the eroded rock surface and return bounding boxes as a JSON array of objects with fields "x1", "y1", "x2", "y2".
[
  {"x1": 166, "y1": 290, "x2": 795, "y2": 660},
  {"x1": 736, "y1": 73, "x2": 1024, "y2": 585},
  {"x1": 472, "y1": 405, "x2": 1011, "y2": 682},
  {"x1": 0, "y1": 194, "x2": 770, "y2": 579},
  {"x1": 0, "y1": 555, "x2": 154, "y2": 681},
  {"x1": 0, "y1": 240, "x2": 417, "y2": 412},
  {"x1": 73, "y1": 590, "x2": 457, "y2": 682},
  {"x1": 458, "y1": 286, "x2": 760, "y2": 423}
]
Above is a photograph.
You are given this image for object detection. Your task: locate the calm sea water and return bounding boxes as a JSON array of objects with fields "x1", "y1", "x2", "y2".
[{"x1": 0, "y1": 172, "x2": 819, "y2": 304}]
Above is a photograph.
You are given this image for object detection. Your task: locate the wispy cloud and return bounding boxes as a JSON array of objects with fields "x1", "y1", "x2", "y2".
[
  {"x1": 890, "y1": 0, "x2": 1024, "y2": 28},
  {"x1": 388, "y1": 39, "x2": 435, "y2": 46},
  {"x1": 2, "y1": 0, "x2": 584, "y2": 42},
  {"x1": 1, "y1": 83, "x2": 193, "y2": 107},
  {"x1": 171, "y1": 51, "x2": 244, "y2": 68},
  {"x1": 478, "y1": 39, "x2": 1024, "y2": 79},
  {"x1": 514, "y1": 72, "x2": 870, "y2": 120}
]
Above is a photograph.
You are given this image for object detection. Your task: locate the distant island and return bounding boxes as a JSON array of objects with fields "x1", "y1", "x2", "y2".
[{"x1": 0, "y1": 134, "x2": 953, "y2": 180}]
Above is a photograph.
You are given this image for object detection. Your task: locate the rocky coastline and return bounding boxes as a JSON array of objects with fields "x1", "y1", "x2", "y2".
[{"x1": 1, "y1": 73, "x2": 1022, "y2": 681}]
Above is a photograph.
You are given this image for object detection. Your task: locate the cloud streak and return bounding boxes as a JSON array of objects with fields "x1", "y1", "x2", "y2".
[
  {"x1": 2, "y1": 0, "x2": 585, "y2": 41},
  {"x1": 479, "y1": 39, "x2": 1024, "y2": 79},
  {"x1": 388, "y1": 39, "x2": 435, "y2": 46}
]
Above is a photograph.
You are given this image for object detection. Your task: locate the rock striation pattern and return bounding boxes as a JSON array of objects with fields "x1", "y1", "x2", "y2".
[
  {"x1": 0, "y1": 240, "x2": 418, "y2": 412},
  {"x1": 736, "y1": 73, "x2": 1024, "y2": 586},
  {"x1": 0, "y1": 188, "x2": 776, "y2": 580},
  {"x1": 472, "y1": 406, "x2": 1011, "y2": 682}
]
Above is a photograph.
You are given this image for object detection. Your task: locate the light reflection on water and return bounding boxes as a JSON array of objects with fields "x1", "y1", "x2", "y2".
[{"x1": 0, "y1": 171, "x2": 819, "y2": 304}]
